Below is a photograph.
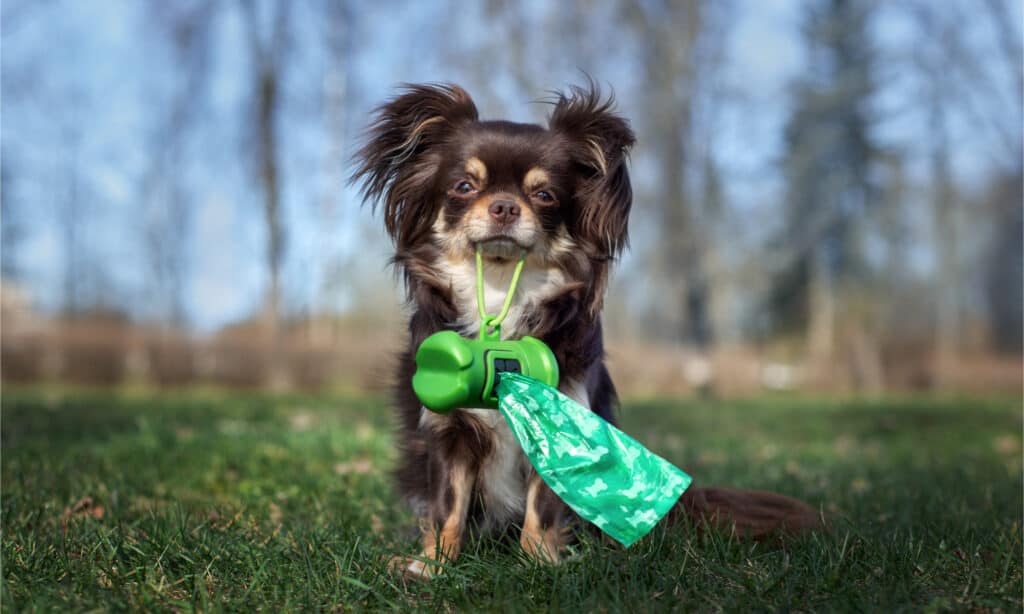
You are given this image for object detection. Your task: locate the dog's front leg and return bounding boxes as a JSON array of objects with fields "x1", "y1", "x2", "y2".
[
  {"x1": 393, "y1": 462, "x2": 475, "y2": 581},
  {"x1": 520, "y1": 474, "x2": 571, "y2": 564},
  {"x1": 519, "y1": 375, "x2": 596, "y2": 563}
]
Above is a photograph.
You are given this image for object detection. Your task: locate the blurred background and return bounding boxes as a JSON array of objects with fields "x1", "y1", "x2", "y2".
[{"x1": 1, "y1": 0, "x2": 1020, "y2": 397}]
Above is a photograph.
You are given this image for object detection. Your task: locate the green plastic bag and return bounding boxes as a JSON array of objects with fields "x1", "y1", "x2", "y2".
[{"x1": 496, "y1": 372, "x2": 692, "y2": 547}]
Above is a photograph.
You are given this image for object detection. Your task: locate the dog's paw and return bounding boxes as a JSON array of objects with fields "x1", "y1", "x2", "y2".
[
  {"x1": 388, "y1": 555, "x2": 440, "y2": 582},
  {"x1": 520, "y1": 538, "x2": 560, "y2": 565},
  {"x1": 520, "y1": 525, "x2": 573, "y2": 565}
]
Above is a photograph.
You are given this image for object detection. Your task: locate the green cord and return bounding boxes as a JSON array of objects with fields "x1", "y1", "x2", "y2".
[{"x1": 476, "y1": 246, "x2": 526, "y2": 338}]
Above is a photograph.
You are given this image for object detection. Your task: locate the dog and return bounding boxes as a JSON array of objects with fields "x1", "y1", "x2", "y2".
[{"x1": 353, "y1": 82, "x2": 820, "y2": 580}]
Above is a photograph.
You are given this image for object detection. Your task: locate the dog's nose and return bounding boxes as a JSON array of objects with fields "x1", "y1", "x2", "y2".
[{"x1": 488, "y1": 199, "x2": 520, "y2": 225}]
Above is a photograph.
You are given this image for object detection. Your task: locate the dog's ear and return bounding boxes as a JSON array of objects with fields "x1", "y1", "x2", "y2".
[
  {"x1": 352, "y1": 83, "x2": 478, "y2": 247},
  {"x1": 548, "y1": 83, "x2": 635, "y2": 258}
]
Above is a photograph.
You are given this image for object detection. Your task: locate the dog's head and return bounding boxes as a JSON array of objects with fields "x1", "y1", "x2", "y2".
[{"x1": 353, "y1": 83, "x2": 635, "y2": 267}]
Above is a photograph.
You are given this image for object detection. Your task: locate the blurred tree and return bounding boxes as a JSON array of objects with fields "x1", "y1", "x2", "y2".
[
  {"x1": 983, "y1": 174, "x2": 1023, "y2": 354},
  {"x1": 627, "y1": 2, "x2": 705, "y2": 348},
  {"x1": 978, "y1": 0, "x2": 1024, "y2": 354},
  {"x1": 617, "y1": 0, "x2": 736, "y2": 399},
  {"x1": 907, "y1": 0, "x2": 1023, "y2": 359},
  {"x1": 928, "y1": 90, "x2": 963, "y2": 375},
  {"x1": 774, "y1": 0, "x2": 884, "y2": 390},
  {"x1": 312, "y1": 0, "x2": 354, "y2": 344},
  {"x1": 140, "y1": 2, "x2": 215, "y2": 328},
  {"x1": 1, "y1": 154, "x2": 20, "y2": 280},
  {"x1": 240, "y1": 0, "x2": 291, "y2": 384},
  {"x1": 58, "y1": 123, "x2": 86, "y2": 318},
  {"x1": 624, "y1": 1, "x2": 724, "y2": 352},
  {"x1": 0, "y1": 3, "x2": 27, "y2": 284}
]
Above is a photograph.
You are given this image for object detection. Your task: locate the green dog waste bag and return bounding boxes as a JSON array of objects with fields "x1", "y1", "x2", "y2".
[{"x1": 496, "y1": 372, "x2": 692, "y2": 547}]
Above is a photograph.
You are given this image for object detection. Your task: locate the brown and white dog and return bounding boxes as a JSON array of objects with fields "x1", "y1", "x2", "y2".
[{"x1": 353, "y1": 82, "x2": 820, "y2": 580}]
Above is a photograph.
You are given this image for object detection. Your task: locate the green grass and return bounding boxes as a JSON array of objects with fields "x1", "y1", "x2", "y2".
[{"x1": 2, "y1": 388, "x2": 1021, "y2": 612}]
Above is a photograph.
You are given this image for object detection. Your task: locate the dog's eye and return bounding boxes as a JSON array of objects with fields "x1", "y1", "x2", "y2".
[
  {"x1": 454, "y1": 181, "x2": 476, "y2": 195},
  {"x1": 534, "y1": 190, "x2": 555, "y2": 204}
]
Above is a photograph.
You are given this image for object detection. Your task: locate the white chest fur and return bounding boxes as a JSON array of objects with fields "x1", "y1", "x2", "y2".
[
  {"x1": 462, "y1": 407, "x2": 526, "y2": 529},
  {"x1": 438, "y1": 255, "x2": 566, "y2": 340}
]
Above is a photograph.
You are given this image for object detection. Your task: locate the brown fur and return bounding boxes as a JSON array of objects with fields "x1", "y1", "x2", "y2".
[
  {"x1": 353, "y1": 82, "x2": 820, "y2": 581},
  {"x1": 520, "y1": 476, "x2": 572, "y2": 563}
]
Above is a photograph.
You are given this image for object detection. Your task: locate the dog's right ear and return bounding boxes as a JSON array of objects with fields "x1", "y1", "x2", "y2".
[{"x1": 352, "y1": 83, "x2": 478, "y2": 247}]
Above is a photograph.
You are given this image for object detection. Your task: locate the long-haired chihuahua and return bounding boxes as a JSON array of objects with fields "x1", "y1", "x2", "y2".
[{"x1": 353, "y1": 82, "x2": 820, "y2": 580}]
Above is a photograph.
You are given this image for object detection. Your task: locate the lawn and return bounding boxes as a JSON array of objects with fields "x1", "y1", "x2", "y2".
[{"x1": 2, "y1": 388, "x2": 1021, "y2": 612}]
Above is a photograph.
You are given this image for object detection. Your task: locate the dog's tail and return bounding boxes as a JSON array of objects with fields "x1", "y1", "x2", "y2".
[{"x1": 669, "y1": 486, "x2": 823, "y2": 538}]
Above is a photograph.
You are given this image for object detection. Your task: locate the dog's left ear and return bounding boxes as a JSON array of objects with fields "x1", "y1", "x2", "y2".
[{"x1": 548, "y1": 83, "x2": 635, "y2": 257}]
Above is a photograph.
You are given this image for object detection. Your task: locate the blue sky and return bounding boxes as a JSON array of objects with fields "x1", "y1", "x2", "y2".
[{"x1": 2, "y1": 0, "x2": 1018, "y2": 332}]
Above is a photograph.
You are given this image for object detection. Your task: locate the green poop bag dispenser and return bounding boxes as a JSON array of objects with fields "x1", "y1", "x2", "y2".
[{"x1": 413, "y1": 249, "x2": 559, "y2": 413}]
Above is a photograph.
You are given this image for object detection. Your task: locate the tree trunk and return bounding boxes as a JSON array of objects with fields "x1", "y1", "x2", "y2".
[
  {"x1": 807, "y1": 247, "x2": 835, "y2": 361},
  {"x1": 257, "y1": 65, "x2": 286, "y2": 389},
  {"x1": 241, "y1": 0, "x2": 290, "y2": 389},
  {"x1": 312, "y1": 1, "x2": 352, "y2": 345},
  {"x1": 929, "y1": 97, "x2": 960, "y2": 386}
]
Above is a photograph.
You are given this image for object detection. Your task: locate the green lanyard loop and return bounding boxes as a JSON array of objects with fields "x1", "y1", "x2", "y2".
[{"x1": 476, "y1": 246, "x2": 526, "y2": 340}]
